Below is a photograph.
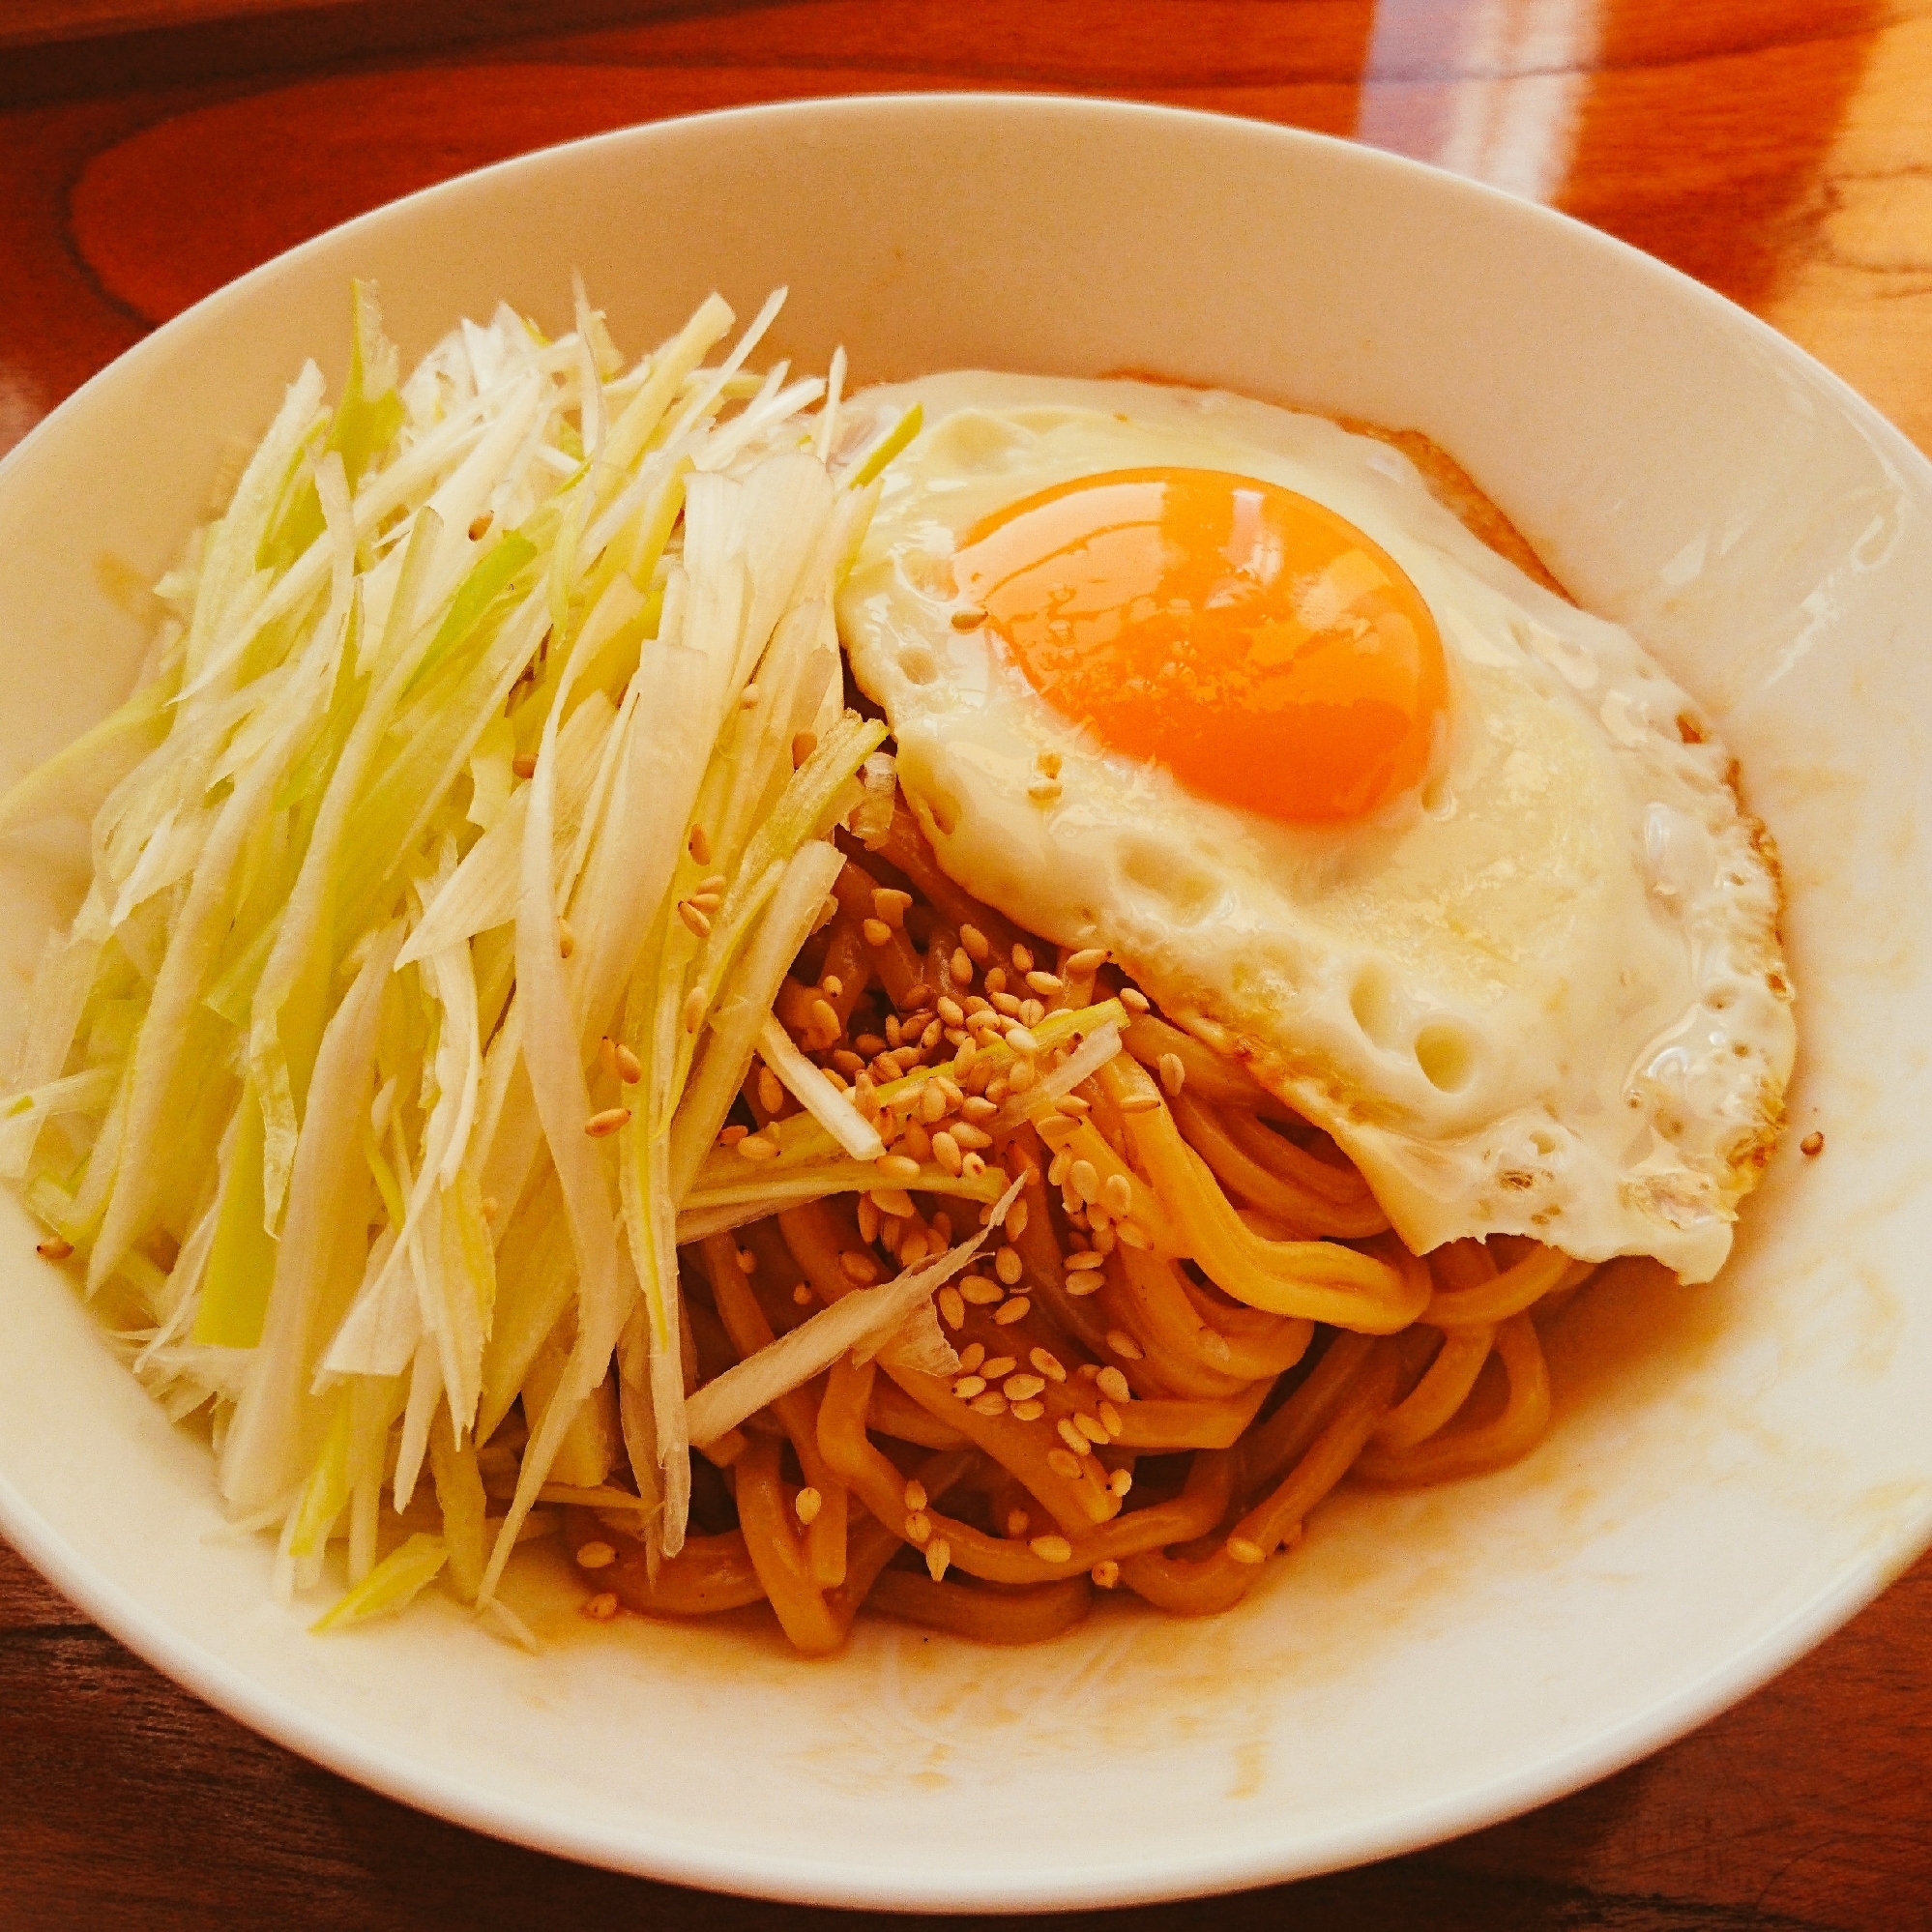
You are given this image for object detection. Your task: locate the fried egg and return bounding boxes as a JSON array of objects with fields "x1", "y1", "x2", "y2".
[{"x1": 834, "y1": 373, "x2": 1794, "y2": 1282}]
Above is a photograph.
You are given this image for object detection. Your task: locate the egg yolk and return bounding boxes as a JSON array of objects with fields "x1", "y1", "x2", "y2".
[{"x1": 952, "y1": 467, "x2": 1448, "y2": 823}]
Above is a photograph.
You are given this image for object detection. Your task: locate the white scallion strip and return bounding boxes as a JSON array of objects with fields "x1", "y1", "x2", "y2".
[
  {"x1": 755, "y1": 1013, "x2": 883, "y2": 1161},
  {"x1": 983, "y1": 1021, "x2": 1125, "y2": 1139},
  {"x1": 686, "y1": 1174, "x2": 1023, "y2": 1448}
]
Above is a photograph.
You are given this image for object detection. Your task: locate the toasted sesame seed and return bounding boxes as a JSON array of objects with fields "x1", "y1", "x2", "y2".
[
  {"x1": 1030, "y1": 1535, "x2": 1074, "y2": 1564},
  {"x1": 756, "y1": 1066, "x2": 784, "y2": 1115},
  {"x1": 1119, "y1": 987, "x2": 1151, "y2": 1014},
  {"x1": 856, "y1": 1193, "x2": 882, "y2": 1242},
  {"x1": 993, "y1": 1245, "x2": 1023, "y2": 1286},
  {"x1": 1003, "y1": 1373, "x2": 1046, "y2": 1401},
  {"x1": 993, "y1": 1296, "x2": 1031, "y2": 1327},
  {"x1": 576, "y1": 1540, "x2": 616, "y2": 1568},
  {"x1": 1036, "y1": 1112, "x2": 1079, "y2": 1148},
  {"x1": 1010, "y1": 1398, "x2": 1045, "y2": 1421},
  {"x1": 1226, "y1": 1537, "x2": 1267, "y2": 1566},
  {"x1": 1091, "y1": 1559, "x2": 1121, "y2": 1589},
  {"x1": 970, "y1": 1391, "x2": 1009, "y2": 1418},
  {"x1": 959, "y1": 1274, "x2": 1005, "y2": 1305},
  {"x1": 1044, "y1": 1448, "x2": 1084, "y2": 1487},
  {"x1": 1097, "y1": 1401, "x2": 1124, "y2": 1437},
  {"x1": 678, "y1": 899, "x2": 712, "y2": 939},
  {"x1": 35, "y1": 1237, "x2": 73, "y2": 1262},
  {"x1": 941, "y1": 947, "x2": 968, "y2": 986},
  {"x1": 585, "y1": 1107, "x2": 631, "y2": 1138},
  {"x1": 611, "y1": 1042, "x2": 642, "y2": 1085},
  {"x1": 1006, "y1": 1508, "x2": 1031, "y2": 1537},
  {"x1": 793, "y1": 1284, "x2": 812, "y2": 1304},
  {"x1": 935, "y1": 995, "x2": 965, "y2": 1031},
  {"x1": 1073, "y1": 1412, "x2": 1108, "y2": 1446},
  {"x1": 583, "y1": 1591, "x2": 620, "y2": 1621},
  {"x1": 1004, "y1": 1024, "x2": 1041, "y2": 1059},
  {"x1": 791, "y1": 729, "x2": 818, "y2": 769},
  {"x1": 1199, "y1": 1329, "x2": 1234, "y2": 1366},
  {"x1": 1115, "y1": 1221, "x2": 1151, "y2": 1249},
  {"x1": 1030, "y1": 1346, "x2": 1067, "y2": 1383},
  {"x1": 937, "y1": 1285, "x2": 966, "y2": 1329},
  {"x1": 1119, "y1": 1091, "x2": 1161, "y2": 1114},
  {"x1": 1046, "y1": 1150, "x2": 1071, "y2": 1188},
  {"x1": 904, "y1": 1511, "x2": 932, "y2": 1544},
  {"x1": 1068, "y1": 1159, "x2": 1100, "y2": 1203},
  {"x1": 683, "y1": 988, "x2": 707, "y2": 1032},
  {"x1": 951, "y1": 1374, "x2": 987, "y2": 1402},
  {"x1": 1800, "y1": 1130, "x2": 1825, "y2": 1156},
  {"x1": 719, "y1": 1123, "x2": 749, "y2": 1145},
  {"x1": 917, "y1": 1081, "x2": 948, "y2": 1125},
  {"x1": 795, "y1": 1486, "x2": 824, "y2": 1526},
  {"x1": 981, "y1": 1355, "x2": 1017, "y2": 1378},
  {"x1": 736, "y1": 1131, "x2": 778, "y2": 1159},
  {"x1": 511, "y1": 750, "x2": 538, "y2": 779},
  {"x1": 1027, "y1": 777, "x2": 1062, "y2": 804},
  {"x1": 953, "y1": 1098, "x2": 994, "y2": 1130},
  {"x1": 1025, "y1": 970, "x2": 1064, "y2": 997},
  {"x1": 872, "y1": 888, "x2": 913, "y2": 926},
  {"x1": 1007, "y1": 1056, "x2": 1039, "y2": 1096},
  {"x1": 1066, "y1": 948, "x2": 1107, "y2": 974},
  {"x1": 875, "y1": 1153, "x2": 922, "y2": 1184},
  {"x1": 903, "y1": 1479, "x2": 928, "y2": 1512},
  {"x1": 1097, "y1": 1366, "x2": 1131, "y2": 1402},
  {"x1": 1057, "y1": 1419, "x2": 1093, "y2": 1457},
  {"x1": 930, "y1": 1130, "x2": 963, "y2": 1177},
  {"x1": 925, "y1": 1537, "x2": 952, "y2": 1581},
  {"x1": 1157, "y1": 1052, "x2": 1186, "y2": 1097},
  {"x1": 1102, "y1": 1173, "x2": 1133, "y2": 1217},
  {"x1": 839, "y1": 1249, "x2": 881, "y2": 1286},
  {"x1": 1065, "y1": 1248, "x2": 1106, "y2": 1273},
  {"x1": 1108, "y1": 1467, "x2": 1134, "y2": 1499},
  {"x1": 951, "y1": 603, "x2": 987, "y2": 629},
  {"x1": 736, "y1": 1245, "x2": 757, "y2": 1274},
  {"x1": 903, "y1": 980, "x2": 934, "y2": 1008},
  {"x1": 687, "y1": 823, "x2": 711, "y2": 864}
]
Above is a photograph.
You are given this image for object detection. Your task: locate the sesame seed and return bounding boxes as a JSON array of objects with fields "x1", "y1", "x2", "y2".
[
  {"x1": 1006, "y1": 1508, "x2": 1031, "y2": 1538},
  {"x1": 1003, "y1": 1373, "x2": 1046, "y2": 1401},
  {"x1": 687, "y1": 824, "x2": 711, "y2": 864},
  {"x1": 1097, "y1": 1366, "x2": 1131, "y2": 1402},
  {"x1": 1046, "y1": 1150, "x2": 1071, "y2": 1188},
  {"x1": 970, "y1": 1391, "x2": 1009, "y2": 1418},
  {"x1": 993, "y1": 1296, "x2": 1032, "y2": 1327},
  {"x1": 903, "y1": 981, "x2": 934, "y2": 1009},
  {"x1": 938, "y1": 1285, "x2": 966, "y2": 1329},
  {"x1": 1010, "y1": 945, "x2": 1035, "y2": 974},
  {"x1": 1004, "y1": 1024, "x2": 1041, "y2": 1059},
  {"x1": 585, "y1": 1107, "x2": 631, "y2": 1138},
  {"x1": 1800, "y1": 1130, "x2": 1825, "y2": 1156},
  {"x1": 1030, "y1": 1346, "x2": 1067, "y2": 1383},
  {"x1": 1066, "y1": 947, "x2": 1108, "y2": 974},
  {"x1": 935, "y1": 995, "x2": 965, "y2": 1031},
  {"x1": 917, "y1": 1081, "x2": 948, "y2": 1125},
  {"x1": 875, "y1": 1153, "x2": 922, "y2": 1184},
  {"x1": 839, "y1": 1250, "x2": 881, "y2": 1285},
  {"x1": 957, "y1": 1094, "x2": 993, "y2": 1122},
  {"x1": 1010, "y1": 1398, "x2": 1046, "y2": 1421},
  {"x1": 1057, "y1": 1419, "x2": 1094, "y2": 1457},
  {"x1": 1115, "y1": 1220, "x2": 1152, "y2": 1249},
  {"x1": 757, "y1": 1066, "x2": 785, "y2": 1115},
  {"x1": 926, "y1": 1538, "x2": 952, "y2": 1582},
  {"x1": 931, "y1": 1130, "x2": 963, "y2": 1176},
  {"x1": 511, "y1": 750, "x2": 538, "y2": 780},
  {"x1": 1119, "y1": 1092, "x2": 1161, "y2": 1114},
  {"x1": 1068, "y1": 1159, "x2": 1100, "y2": 1203},
  {"x1": 678, "y1": 899, "x2": 712, "y2": 939},
  {"x1": 994, "y1": 1245, "x2": 1023, "y2": 1286},
  {"x1": 1091, "y1": 1559, "x2": 1121, "y2": 1589},
  {"x1": 740, "y1": 682, "x2": 761, "y2": 709},
  {"x1": 735, "y1": 1131, "x2": 777, "y2": 1159},
  {"x1": 792, "y1": 730, "x2": 818, "y2": 768},
  {"x1": 1158, "y1": 1053, "x2": 1186, "y2": 1097},
  {"x1": 1007, "y1": 1056, "x2": 1039, "y2": 1096},
  {"x1": 951, "y1": 603, "x2": 987, "y2": 629},
  {"x1": 960, "y1": 1274, "x2": 1005, "y2": 1305},
  {"x1": 795, "y1": 1487, "x2": 824, "y2": 1526},
  {"x1": 1120, "y1": 987, "x2": 1152, "y2": 1014},
  {"x1": 1108, "y1": 1468, "x2": 1134, "y2": 1499},
  {"x1": 1102, "y1": 1173, "x2": 1133, "y2": 1217},
  {"x1": 872, "y1": 888, "x2": 912, "y2": 926},
  {"x1": 1005, "y1": 1198, "x2": 1030, "y2": 1240},
  {"x1": 613, "y1": 1042, "x2": 642, "y2": 1084},
  {"x1": 1020, "y1": 998, "x2": 1046, "y2": 1028},
  {"x1": 1199, "y1": 1329, "x2": 1234, "y2": 1366},
  {"x1": 1025, "y1": 971, "x2": 1063, "y2": 997},
  {"x1": 35, "y1": 1237, "x2": 73, "y2": 1262},
  {"x1": 861, "y1": 917, "x2": 893, "y2": 949},
  {"x1": 857, "y1": 1194, "x2": 881, "y2": 1243},
  {"x1": 1097, "y1": 1401, "x2": 1124, "y2": 1437},
  {"x1": 904, "y1": 1511, "x2": 932, "y2": 1544},
  {"x1": 556, "y1": 916, "x2": 576, "y2": 958},
  {"x1": 583, "y1": 1592, "x2": 620, "y2": 1621},
  {"x1": 793, "y1": 1284, "x2": 812, "y2": 1304},
  {"x1": 1074, "y1": 1412, "x2": 1109, "y2": 1445},
  {"x1": 945, "y1": 948, "x2": 970, "y2": 987},
  {"x1": 1027, "y1": 777, "x2": 1062, "y2": 805},
  {"x1": 952, "y1": 1375, "x2": 989, "y2": 1403},
  {"x1": 1226, "y1": 1537, "x2": 1267, "y2": 1566},
  {"x1": 683, "y1": 988, "x2": 707, "y2": 1032},
  {"x1": 576, "y1": 1540, "x2": 616, "y2": 1568},
  {"x1": 1030, "y1": 1535, "x2": 1074, "y2": 1564},
  {"x1": 958, "y1": 1341, "x2": 986, "y2": 1373},
  {"x1": 903, "y1": 1479, "x2": 928, "y2": 1512},
  {"x1": 719, "y1": 1123, "x2": 749, "y2": 1145},
  {"x1": 1065, "y1": 1248, "x2": 1106, "y2": 1273},
  {"x1": 981, "y1": 1355, "x2": 1017, "y2": 1378},
  {"x1": 736, "y1": 1245, "x2": 757, "y2": 1273},
  {"x1": 1036, "y1": 1112, "x2": 1080, "y2": 1148}
]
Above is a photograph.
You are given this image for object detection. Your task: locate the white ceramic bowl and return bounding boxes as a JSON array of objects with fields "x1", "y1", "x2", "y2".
[{"x1": 2, "y1": 95, "x2": 1929, "y2": 1911}]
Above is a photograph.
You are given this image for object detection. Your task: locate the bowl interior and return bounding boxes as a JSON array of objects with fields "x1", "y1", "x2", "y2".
[{"x1": 1, "y1": 96, "x2": 1930, "y2": 1909}]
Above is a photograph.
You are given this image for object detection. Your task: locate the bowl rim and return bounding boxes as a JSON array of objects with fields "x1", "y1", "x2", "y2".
[{"x1": 4, "y1": 88, "x2": 1931, "y2": 1912}]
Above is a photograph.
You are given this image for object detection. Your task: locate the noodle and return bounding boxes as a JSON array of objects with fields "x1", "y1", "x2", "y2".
[{"x1": 571, "y1": 809, "x2": 1598, "y2": 1651}]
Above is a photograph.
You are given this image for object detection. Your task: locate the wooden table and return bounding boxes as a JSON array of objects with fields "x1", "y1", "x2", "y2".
[{"x1": 4, "y1": 5, "x2": 1930, "y2": 1925}]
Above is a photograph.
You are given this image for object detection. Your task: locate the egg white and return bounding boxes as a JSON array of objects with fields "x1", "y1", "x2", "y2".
[{"x1": 834, "y1": 373, "x2": 1794, "y2": 1282}]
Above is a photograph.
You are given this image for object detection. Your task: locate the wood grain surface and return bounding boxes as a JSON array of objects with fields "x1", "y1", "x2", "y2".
[{"x1": 4, "y1": 3, "x2": 1931, "y2": 1925}]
